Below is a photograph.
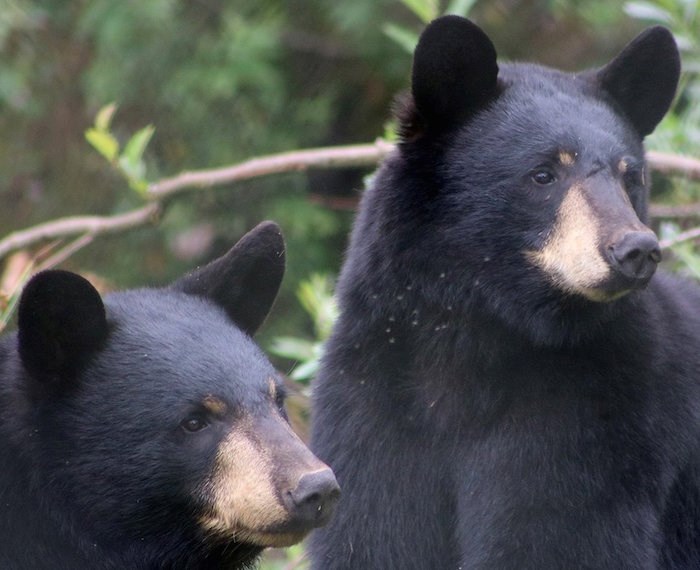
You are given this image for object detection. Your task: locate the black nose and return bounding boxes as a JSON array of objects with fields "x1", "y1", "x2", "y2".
[
  {"x1": 607, "y1": 231, "x2": 661, "y2": 285},
  {"x1": 287, "y1": 469, "x2": 341, "y2": 528}
]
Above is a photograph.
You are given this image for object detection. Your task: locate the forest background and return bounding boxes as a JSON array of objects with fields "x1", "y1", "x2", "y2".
[{"x1": 1, "y1": 0, "x2": 699, "y2": 567}]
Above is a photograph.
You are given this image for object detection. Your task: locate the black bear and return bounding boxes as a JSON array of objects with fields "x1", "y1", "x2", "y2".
[
  {"x1": 309, "y1": 16, "x2": 700, "y2": 569},
  {"x1": 0, "y1": 221, "x2": 340, "y2": 569}
]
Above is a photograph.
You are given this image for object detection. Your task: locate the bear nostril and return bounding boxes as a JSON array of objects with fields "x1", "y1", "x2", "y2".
[
  {"x1": 608, "y1": 231, "x2": 661, "y2": 283},
  {"x1": 649, "y1": 247, "x2": 662, "y2": 264},
  {"x1": 288, "y1": 469, "x2": 341, "y2": 528}
]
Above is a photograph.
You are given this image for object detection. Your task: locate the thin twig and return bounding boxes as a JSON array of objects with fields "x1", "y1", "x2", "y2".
[
  {"x1": 36, "y1": 234, "x2": 95, "y2": 271},
  {"x1": 660, "y1": 226, "x2": 700, "y2": 250},
  {"x1": 148, "y1": 140, "x2": 395, "y2": 199},
  {"x1": 0, "y1": 203, "x2": 159, "y2": 261},
  {"x1": 647, "y1": 151, "x2": 700, "y2": 182},
  {"x1": 649, "y1": 203, "x2": 700, "y2": 219}
]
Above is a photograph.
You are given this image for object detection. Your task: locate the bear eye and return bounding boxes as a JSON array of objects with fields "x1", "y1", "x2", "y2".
[
  {"x1": 530, "y1": 168, "x2": 556, "y2": 186},
  {"x1": 275, "y1": 391, "x2": 285, "y2": 410},
  {"x1": 623, "y1": 165, "x2": 644, "y2": 188},
  {"x1": 619, "y1": 156, "x2": 645, "y2": 189},
  {"x1": 180, "y1": 416, "x2": 208, "y2": 433}
]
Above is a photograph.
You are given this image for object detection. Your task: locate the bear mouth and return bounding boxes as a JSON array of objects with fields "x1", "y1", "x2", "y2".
[
  {"x1": 235, "y1": 526, "x2": 309, "y2": 548},
  {"x1": 199, "y1": 514, "x2": 310, "y2": 548}
]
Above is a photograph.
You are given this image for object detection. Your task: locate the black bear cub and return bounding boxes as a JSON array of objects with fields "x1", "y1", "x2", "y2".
[
  {"x1": 0, "y1": 222, "x2": 340, "y2": 569},
  {"x1": 310, "y1": 16, "x2": 700, "y2": 570}
]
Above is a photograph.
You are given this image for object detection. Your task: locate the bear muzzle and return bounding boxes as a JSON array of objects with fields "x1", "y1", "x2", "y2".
[{"x1": 198, "y1": 412, "x2": 340, "y2": 548}]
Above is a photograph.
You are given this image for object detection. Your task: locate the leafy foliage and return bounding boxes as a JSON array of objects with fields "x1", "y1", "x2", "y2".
[
  {"x1": 270, "y1": 274, "x2": 338, "y2": 384},
  {"x1": 85, "y1": 103, "x2": 154, "y2": 195}
]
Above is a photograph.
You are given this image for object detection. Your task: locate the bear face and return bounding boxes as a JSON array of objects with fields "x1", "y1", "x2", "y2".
[
  {"x1": 355, "y1": 17, "x2": 680, "y2": 347},
  {"x1": 1, "y1": 222, "x2": 339, "y2": 569}
]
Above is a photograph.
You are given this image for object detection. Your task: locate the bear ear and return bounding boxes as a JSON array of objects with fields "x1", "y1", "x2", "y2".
[
  {"x1": 597, "y1": 26, "x2": 680, "y2": 137},
  {"x1": 18, "y1": 270, "x2": 108, "y2": 384},
  {"x1": 173, "y1": 221, "x2": 285, "y2": 336},
  {"x1": 411, "y1": 15, "x2": 499, "y2": 131}
]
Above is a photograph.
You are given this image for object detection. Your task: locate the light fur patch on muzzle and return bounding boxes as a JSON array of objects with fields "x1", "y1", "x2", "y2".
[
  {"x1": 198, "y1": 417, "x2": 295, "y2": 547},
  {"x1": 528, "y1": 184, "x2": 611, "y2": 300},
  {"x1": 198, "y1": 411, "x2": 336, "y2": 548}
]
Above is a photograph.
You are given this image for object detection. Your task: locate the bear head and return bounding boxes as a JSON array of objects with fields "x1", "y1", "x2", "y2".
[
  {"x1": 368, "y1": 16, "x2": 681, "y2": 346},
  {"x1": 10, "y1": 221, "x2": 339, "y2": 567}
]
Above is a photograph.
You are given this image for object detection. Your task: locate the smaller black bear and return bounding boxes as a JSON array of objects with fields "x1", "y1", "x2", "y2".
[{"x1": 0, "y1": 221, "x2": 340, "y2": 569}]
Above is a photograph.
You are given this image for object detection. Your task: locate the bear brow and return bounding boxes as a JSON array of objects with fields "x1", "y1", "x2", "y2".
[
  {"x1": 526, "y1": 143, "x2": 577, "y2": 166},
  {"x1": 201, "y1": 395, "x2": 228, "y2": 416},
  {"x1": 558, "y1": 151, "x2": 576, "y2": 166}
]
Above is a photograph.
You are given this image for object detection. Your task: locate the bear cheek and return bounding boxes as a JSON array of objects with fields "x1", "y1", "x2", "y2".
[{"x1": 526, "y1": 184, "x2": 612, "y2": 301}]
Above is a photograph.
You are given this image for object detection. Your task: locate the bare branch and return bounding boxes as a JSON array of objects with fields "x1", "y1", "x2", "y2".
[
  {"x1": 148, "y1": 140, "x2": 395, "y2": 199},
  {"x1": 0, "y1": 203, "x2": 160, "y2": 261},
  {"x1": 647, "y1": 151, "x2": 700, "y2": 182},
  {"x1": 660, "y1": 226, "x2": 700, "y2": 250},
  {"x1": 649, "y1": 203, "x2": 700, "y2": 219},
  {"x1": 37, "y1": 234, "x2": 96, "y2": 271}
]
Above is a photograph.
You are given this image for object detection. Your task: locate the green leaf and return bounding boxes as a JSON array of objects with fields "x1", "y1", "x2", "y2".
[
  {"x1": 624, "y1": 2, "x2": 673, "y2": 23},
  {"x1": 117, "y1": 125, "x2": 154, "y2": 195},
  {"x1": 269, "y1": 337, "x2": 316, "y2": 361},
  {"x1": 95, "y1": 102, "x2": 117, "y2": 131},
  {"x1": 85, "y1": 128, "x2": 119, "y2": 162},
  {"x1": 123, "y1": 124, "x2": 155, "y2": 166},
  {"x1": 399, "y1": 0, "x2": 438, "y2": 23},
  {"x1": 296, "y1": 274, "x2": 338, "y2": 340},
  {"x1": 383, "y1": 23, "x2": 419, "y2": 54},
  {"x1": 446, "y1": 0, "x2": 478, "y2": 17},
  {"x1": 672, "y1": 243, "x2": 700, "y2": 281},
  {"x1": 127, "y1": 178, "x2": 150, "y2": 195},
  {"x1": 118, "y1": 154, "x2": 146, "y2": 186},
  {"x1": 290, "y1": 359, "x2": 320, "y2": 382}
]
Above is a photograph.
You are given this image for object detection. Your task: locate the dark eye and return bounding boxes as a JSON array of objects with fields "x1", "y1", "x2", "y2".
[
  {"x1": 620, "y1": 156, "x2": 645, "y2": 188},
  {"x1": 274, "y1": 387, "x2": 289, "y2": 420},
  {"x1": 531, "y1": 168, "x2": 556, "y2": 186},
  {"x1": 624, "y1": 167, "x2": 644, "y2": 188},
  {"x1": 276, "y1": 391, "x2": 285, "y2": 410},
  {"x1": 180, "y1": 416, "x2": 208, "y2": 433}
]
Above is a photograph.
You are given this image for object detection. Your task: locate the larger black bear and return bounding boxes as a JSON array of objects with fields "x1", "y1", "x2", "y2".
[
  {"x1": 310, "y1": 16, "x2": 700, "y2": 569},
  {"x1": 0, "y1": 222, "x2": 340, "y2": 569}
]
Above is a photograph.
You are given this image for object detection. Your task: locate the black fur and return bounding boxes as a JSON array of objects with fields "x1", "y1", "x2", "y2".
[
  {"x1": 309, "y1": 17, "x2": 699, "y2": 569},
  {"x1": 0, "y1": 222, "x2": 296, "y2": 569}
]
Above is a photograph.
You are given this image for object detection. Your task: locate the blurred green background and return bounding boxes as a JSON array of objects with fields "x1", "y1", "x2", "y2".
[{"x1": 0, "y1": 0, "x2": 698, "y2": 567}]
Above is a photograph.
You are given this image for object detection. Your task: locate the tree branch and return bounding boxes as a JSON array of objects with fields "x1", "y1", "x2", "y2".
[
  {"x1": 660, "y1": 226, "x2": 700, "y2": 250},
  {"x1": 647, "y1": 151, "x2": 700, "y2": 182},
  {"x1": 0, "y1": 141, "x2": 698, "y2": 264},
  {"x1": 148, "y1": 139, "x2": 395, "y2": 199},
  {"x1": 0, "y1": 203, "x2": 160, "y2": 261},
  {"x1": 649, "y1": 203, "x2": 700, "y2": 219}
]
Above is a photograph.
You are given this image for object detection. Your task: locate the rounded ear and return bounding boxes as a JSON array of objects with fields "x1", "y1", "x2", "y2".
[
  {"x1": 18, "y1": 270, "x2": 107, "y2": 384},
  {"x1": 597, "y1": 26, "x2": 680, "y2": 137},
  {"x1": 411, "y1": 15, "x2": 499, "y2": 130},
  {"x1": 173, "y1": 221, "x2": 285, "y2": 336}
]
